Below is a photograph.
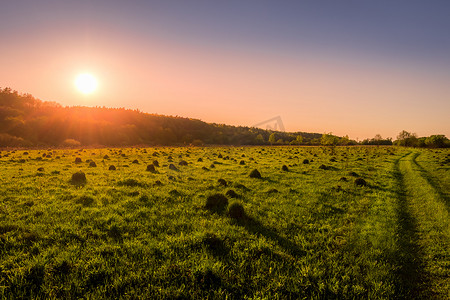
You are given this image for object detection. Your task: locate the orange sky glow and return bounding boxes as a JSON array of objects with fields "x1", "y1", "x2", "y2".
[{"x1": 1, "y1": 1, "x2": 449, "y2": 140}]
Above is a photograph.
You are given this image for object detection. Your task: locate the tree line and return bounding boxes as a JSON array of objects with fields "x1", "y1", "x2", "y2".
[{"x1": 0, "y1": 88, "x2": 447, "y2": 148}]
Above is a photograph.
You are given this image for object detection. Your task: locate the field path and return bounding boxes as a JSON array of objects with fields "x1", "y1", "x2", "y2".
[{"x1": 394, "y1": 151, "x2": 449, "y2": 299}]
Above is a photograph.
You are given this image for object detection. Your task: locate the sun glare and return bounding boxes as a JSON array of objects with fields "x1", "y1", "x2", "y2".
[{"x1": 75, "y1": 73, "x2": 98, "y2": 94}]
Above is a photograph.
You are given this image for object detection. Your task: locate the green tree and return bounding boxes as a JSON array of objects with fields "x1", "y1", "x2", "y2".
[
  {"x1": 269, "y1": 133, "x2": 276, "y2": 145},
  {"x1": 321, "y1": 133, "x2": 339, "y2": 154},
  {"x1": 321, "y1": 133, "x2": 338, "y2": 147},
  {"x1": 255, "y1": 134, "x2": 264, "y2": 144},
  {"x1": 296, "y1": 135, "x2": 303, "y2": 145},
  {"x1": 425, "y1": 135, "x2": 448, "y2": 148},
  {"x1": 396, "y1": 130, "x2": 418, "y2": 147}
]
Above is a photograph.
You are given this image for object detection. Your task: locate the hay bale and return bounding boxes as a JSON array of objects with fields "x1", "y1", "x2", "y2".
[
  {"x1": 228, "y1": 202, "x2": 246, "y2": 220},
  {"x1": 108, "y1": 165, "x2": 116, "y2": 170},
  {"x1": 146, "y1": 164, "x2": 156, "y2": 172},
  {"x1": 249, "y1": 169, "x2": 262, "y2": 179},
  {"x1": 205, "y1": 194, "x2": 228, "y2": 213},
  {"x1": 169, "y1": 164, "x2": 179, "y2": 171},
  {"x1": 225, "y1": 189, "x2": 239, "y2": 198},
  {"x1": 355, "y1": 178, "x2": 367, "y2": 187},
  {"x1": 218, "y1": 178, "x2": 227, "y2": 186},
  {"x1": 179, "y1": 160, "x2": 188, "y2": 166},
  {"x1": 71, "y1": 171, "x2": 86, "y2": 185},
  {"x1": 89, "y1": 161, "x2": 97, "y2": 167},
  {"x1": 75, "y1": 157, "x2": 82, "y2": 163},
  {"x1": 281, "y1": 165, "x2": 289, "y2": 171}
]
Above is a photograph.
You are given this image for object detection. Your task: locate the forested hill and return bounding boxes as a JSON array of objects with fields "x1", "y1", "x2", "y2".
[{"x1": 0, "y1": 88, "x2": 324, "y2": 147}]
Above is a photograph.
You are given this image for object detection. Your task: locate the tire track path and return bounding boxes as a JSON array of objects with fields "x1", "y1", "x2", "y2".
[{"x1": 393, "y1": 151, "x2": 449, "y2": 299}]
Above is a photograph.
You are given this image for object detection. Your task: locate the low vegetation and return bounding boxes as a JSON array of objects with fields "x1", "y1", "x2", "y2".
[{"x1": 0, "y1": 146, "x2": 448, "y2": 298}]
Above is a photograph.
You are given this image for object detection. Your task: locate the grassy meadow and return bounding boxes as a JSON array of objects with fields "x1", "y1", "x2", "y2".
[{"x1": 0, "y1": 146, "x2": 448, "y2": 299}]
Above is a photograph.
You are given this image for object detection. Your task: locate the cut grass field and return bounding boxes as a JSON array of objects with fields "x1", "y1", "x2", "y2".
[{"x1": 0, "y1": 146, "x2": 448, "y2": 298}]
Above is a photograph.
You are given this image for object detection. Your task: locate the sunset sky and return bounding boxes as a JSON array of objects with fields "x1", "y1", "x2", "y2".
[{"x1": 1, "y1": 1, "x2": 449, "y2": 140}]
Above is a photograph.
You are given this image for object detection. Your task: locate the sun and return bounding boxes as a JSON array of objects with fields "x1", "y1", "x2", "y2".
[{"x1": 75, "y1": 73, "x2": 98, "y2": 94}]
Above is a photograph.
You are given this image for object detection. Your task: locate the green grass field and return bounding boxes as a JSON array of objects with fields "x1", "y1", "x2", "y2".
[{"x1": 0, "y1": 146, "x2": 448, "y2": 299}]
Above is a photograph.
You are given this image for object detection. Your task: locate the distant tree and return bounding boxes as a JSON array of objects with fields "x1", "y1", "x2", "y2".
[
  {"x1": 255, "y1": 134, "x2": 264, "y2": 144},
  {"x1": 321, "y1": 133, "x2": 339, "y2": 154},
  {"x1": 425, "y1": 135, "x2": 448, "y2": 148},
  {"x1": 340, "y1": 135, "x2": 350, "y2": 146},
  {"x1": 61, "y1": 138, "x2": 81, "y2": 147},
  {"x1": 191, "y1": 139, "x2": 204, "y2": 146},
  {"x1": 321, "y1": 133, "x2": 338, "y2": 147},
  {"x1": 276, "y1": 139, "x2": 284, "y2": 145},
  {"x1": 396, "y1": 130, "x2": 418, "y2": 147},
  {"x1": 296, "y1": 135, "x2": 303, "y2": 145},
  {"x1": 268, "y1": 133, "x2": 276, "y2": 145}
]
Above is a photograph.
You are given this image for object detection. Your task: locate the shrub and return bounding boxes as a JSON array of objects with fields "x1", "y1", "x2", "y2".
[
  {"x1": 108, "y1": 165, "x2": 116, "y2": 170},
  {"x1": 71, "y1": 171, "x2": 86, "y2": 185},
  {"x1": 239, "y1": 160, "x2": 245, "y2": 165},
  {"x1": 132, "y1": 159, "x2": 139, "y2": 164},
  {"x1": 202, "y1": 166, "x2": 209, "y2": 171},
  {"x1": 197, "y1": 158, "x2": 203, "y2": 162},
  {"x1": 103, "y1": 155, "x2": 109, "y2": 159},
  {"x1": 205, "y1": 194, "x2": 228, "y2": 213},
  {"x1": 303, "y1": 159, "x2": 309, "y2": 164},
  {"x1": 37, "y1": 167, "x2": 44, "y2": 172},
  {"x1": 319, "y1": 164, "x2": 330, "y2": 170},
  {"x1": 179, "y1": 160, "x2": 188, "y2": 166},
  {"x1": 75, "y1": 157, "x2": 82, "y2": 163},
  {"x1": 282, "y1": 165, "x2": 289, "y2": 171},
  {"x1": 89, "y1": 161, "x2": 97, "y2": 167},
  {"x1": 249, "y1": 169, "x2": 262, "y2": 179},
  {"x1": 152, "y1": 160, "x2": 159, "y2": 167},
  {"x1": 228, "y1": 202, "x2": 246, "y2": 220}
]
